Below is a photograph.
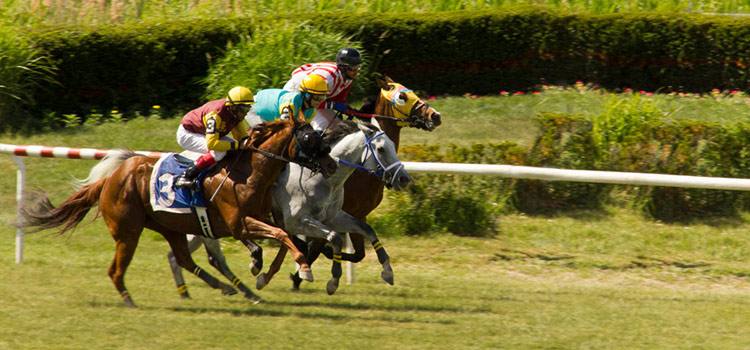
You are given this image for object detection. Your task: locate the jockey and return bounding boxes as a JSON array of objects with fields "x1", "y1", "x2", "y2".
[
  {"x1": 282, "y1": 47, "x2": 361, "y2": 130},
  {"x1": 246, "y1": 74, "x2": 329, "y2": 127},
  {"x1": 174, "y1": 86, "x2": 254, "y2": 188}
]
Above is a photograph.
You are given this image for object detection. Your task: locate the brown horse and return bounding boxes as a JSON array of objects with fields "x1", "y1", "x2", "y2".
[
  {"x1": 20, "y1": 119, "x2": 336, "y2": 307},
  {"x1": 289, "y1": 75, "x2": 442, "y2": 288}
]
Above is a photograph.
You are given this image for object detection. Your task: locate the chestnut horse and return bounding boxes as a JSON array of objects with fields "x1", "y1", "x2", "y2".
[
  {"x1": 20, "y1": 119, "x2": 336, "y2": 307},
  {"x1": 165, "y1": 76, "x2": 442, "y2": 294},
  {"x1": 289, "y1": 76, "x2": 442, "y2": 288}
]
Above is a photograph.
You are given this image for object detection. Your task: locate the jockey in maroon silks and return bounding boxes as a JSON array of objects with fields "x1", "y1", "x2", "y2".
[
  {"x1": 174, "y1": 86, "x2": 254, "y2": 188},
  {"x1": 282, "y1": 48, "x2": 362, "y2": 130}
]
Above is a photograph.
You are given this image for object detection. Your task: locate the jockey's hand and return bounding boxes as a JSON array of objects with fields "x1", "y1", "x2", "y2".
[
  {"x1": 239, "y1": 136, "x2": 250, "y2": 149},
  {"x1": 323, "y1": 101, "x2": 349, "y2": 114}
]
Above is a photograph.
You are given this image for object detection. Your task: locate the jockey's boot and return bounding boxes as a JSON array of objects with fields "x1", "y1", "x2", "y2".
[{"x1": 174, "y1": 164, "x2": 202, "y2": 188}]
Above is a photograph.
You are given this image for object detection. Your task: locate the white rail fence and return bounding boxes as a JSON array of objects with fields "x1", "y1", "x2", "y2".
[{"x1": 6, "y1": 143, "x2": 750, "y2": 270}]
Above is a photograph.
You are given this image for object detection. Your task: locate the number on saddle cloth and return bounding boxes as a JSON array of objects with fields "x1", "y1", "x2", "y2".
[{"x1": 149, "y1": 153, "x2": 210, "y2": 214}]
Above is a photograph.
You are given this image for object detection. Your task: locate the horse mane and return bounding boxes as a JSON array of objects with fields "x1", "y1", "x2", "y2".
[
  {"x1": 323, "y1": 120, "x2": 361, "y2": 144},
  {"x1": 248, "y1": 120, "x2": 290, "y2": 148}
]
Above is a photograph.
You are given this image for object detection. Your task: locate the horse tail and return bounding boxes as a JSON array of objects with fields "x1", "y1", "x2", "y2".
[
  {"x1": 74, "y1": 150, "x2": 135, "y2": 188},
  {"x1": 21, "y1": 150, "x2": 139, "y2": 235}
]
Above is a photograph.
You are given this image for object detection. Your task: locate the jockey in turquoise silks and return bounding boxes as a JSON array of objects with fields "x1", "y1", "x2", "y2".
[{"x1": 246, "y1": 74, "x2": 329, "y2": 129}]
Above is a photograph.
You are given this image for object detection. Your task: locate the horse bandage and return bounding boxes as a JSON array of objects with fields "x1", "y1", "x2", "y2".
[
  {"x1": 333, "y1": 254, "x2": 342, "y2": 263},
  {"x1": 373, "y1": 240, "x2": 384, "y2": 251}
]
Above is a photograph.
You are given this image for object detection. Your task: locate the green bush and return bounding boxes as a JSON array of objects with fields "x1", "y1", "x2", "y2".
[
  {"x1": 513, "y1": 113, "x2": 607, "y2": 214},
  {"x1": 0, "y1": 27, "x2": 56, "y2": 132},
  {"x1": 202, "y1": 21, "x2": 365, "y2": 99},
  {"x1": 376, "y1": 142, "x2": 524, "y2": 236}
]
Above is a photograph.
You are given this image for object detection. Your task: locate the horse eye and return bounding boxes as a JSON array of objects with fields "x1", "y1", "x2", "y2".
[{"x1": 377, "y1": 147, "x2": 385, "y2": 153}]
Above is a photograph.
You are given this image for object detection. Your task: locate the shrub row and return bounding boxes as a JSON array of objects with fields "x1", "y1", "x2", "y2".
[
  {"x1": 23, "y1": 9, "x2": 750, "y2": 122},
  {"x1": 380, "y1": 109, "x2": 750, "y2": 235}
]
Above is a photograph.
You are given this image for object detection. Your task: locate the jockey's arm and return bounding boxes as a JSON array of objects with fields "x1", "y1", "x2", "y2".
[
  {"x1": 204, "y1": 113, "x2": 239, "y2": 152},
  {"x1": 231, "y1": 119, "x2": 250, "y2": 142},
  {"x1": 278, "y1": 103, "x2": 297, "y2": 121}
]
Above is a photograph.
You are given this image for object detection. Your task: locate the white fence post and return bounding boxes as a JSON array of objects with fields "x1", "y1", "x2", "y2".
[{"x1": 13, "y1": 156, "x2": 25, "y2": 264}]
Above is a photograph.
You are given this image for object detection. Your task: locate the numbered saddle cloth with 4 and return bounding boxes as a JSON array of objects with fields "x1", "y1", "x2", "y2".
[{"x1": 149, "y1": 153, "x2": 208, "y2": 213}]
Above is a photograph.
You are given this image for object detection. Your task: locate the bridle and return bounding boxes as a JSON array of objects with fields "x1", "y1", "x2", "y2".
[{"x1": 337, "y1": 130, "x2": 406, "y2": 187}]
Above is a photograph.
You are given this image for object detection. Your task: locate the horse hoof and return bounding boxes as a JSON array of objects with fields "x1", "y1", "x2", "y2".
[
  {"x1": 290, "y1": 273, "x2": 302, "y2": 291},
  {"x1": 245, "y1": 293, "x2": 263, "y2": 305},
  {"x1": 179, "y1": 291, "x2": 191, "y2": 300},
  {"x1": 249, "y1": 260, "x2": 261, "y2": 276},
  {"x1": 381, "y1": 270, "x2": 395, "y2": 285},
  {"x1": 222, "y1": 286, "x2": 238, "y2": 296},
  {"x1": 123, "y1": 298, "x2": 137, "y2": 308},
  {"x1": 326, "y1": 278, "x2": 339, "y2": 295},
  {"x1": 299, "y1": 269, "x2": 314, "y2": 282},
  {"x1": 256, "y1": 273, "x2": 268, "y2": 290}
]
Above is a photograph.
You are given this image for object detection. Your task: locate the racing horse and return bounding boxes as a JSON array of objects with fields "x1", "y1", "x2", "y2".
[
  {"x1": 288, "y1": 75, "x2": 442, "y2": 288},
  {"x1": 20, "y1": 118, "x2": 337, "y2": 307},
  {"x1": 261, "y1": 120, "x2": 410, "y2": 294},
  {"x1": 165, "y1": 76, "x2": 440, "y2": 295}
]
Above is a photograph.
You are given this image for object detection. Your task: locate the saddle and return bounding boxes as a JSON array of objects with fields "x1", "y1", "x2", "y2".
[{"x1": 149, "y1": 152, "x2": 216, "y2": 238}]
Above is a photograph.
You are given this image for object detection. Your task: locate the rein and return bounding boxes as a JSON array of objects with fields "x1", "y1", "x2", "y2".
[
  {"x1": 337, "y1": 131, "x2": 406, "y2": 184},
  {"x1": 208, "y1": 131, "x2": 296, "y2": 202}
]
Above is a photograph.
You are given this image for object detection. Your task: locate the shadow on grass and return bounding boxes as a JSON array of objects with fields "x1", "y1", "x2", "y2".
[
  {"x1": 265, "y1": 299, "x2": 496, "y2": 314},
  {"x1": 161, "y1": 304, "x2": 456, "y2": 324},
  {"x1": 515, "y1": 208, "x2": 611, "y2": 222}
]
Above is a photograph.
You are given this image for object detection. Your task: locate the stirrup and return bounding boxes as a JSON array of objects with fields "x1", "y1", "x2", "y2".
[{"x1": 174, "y1": 175, "x2": 196, "y2": 189}]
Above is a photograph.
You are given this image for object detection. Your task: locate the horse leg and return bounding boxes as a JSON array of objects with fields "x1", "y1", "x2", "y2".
[
  {"x1": 160, "y1": 230, "x2": 238, "y2": 297},
  {"x1": 289, "y1": 235, "x2": 314, "y2": 290},
  {"x1": 256, "y1": 245, "x2": 287, "y2": 290},
  {"x1": 237, "y1": 216, "x2": 312, "y2": 289},
  {"x1": 240, "y1": 239, "x2": 263, "y2": 276},
  {"x1": 107, "y1": 233, "x2": 142, "y2": 308},
  {"x1": 167, "y1": 234, "x2": 203, "y2": 299},
  {"x1": 299, "y1": 217, "x2": 344, "y2": 295},
  {"x1": 203, "y1": 237, "x2": 262, "y2": 303},
  {"x1": 330, "y1": 212, "x2": 394, "y2": 285}
]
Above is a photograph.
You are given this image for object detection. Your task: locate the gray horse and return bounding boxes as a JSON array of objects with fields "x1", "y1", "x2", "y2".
[
  {"x1": 167, "y1": 120, "x2": 409, "y2": 297},
  {"x1": 257, "y1": 120, "x2": 411, "y2": 294}
]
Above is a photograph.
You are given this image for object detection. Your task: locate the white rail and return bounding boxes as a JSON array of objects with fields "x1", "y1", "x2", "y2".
[
  {"x1": 402, "y1": 162, "x2": 750, "y2": 191},
  {"x1": 6, "y1": 144, "x2": 750, "y2": 270}
]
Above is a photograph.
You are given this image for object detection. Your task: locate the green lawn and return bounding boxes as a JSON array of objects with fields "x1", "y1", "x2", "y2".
[{"x1": 3, "y1": 89, "x2": 750, "y2": 349}]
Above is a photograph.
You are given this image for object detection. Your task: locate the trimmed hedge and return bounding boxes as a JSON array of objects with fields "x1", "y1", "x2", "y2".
[
  {"x1": 28, "y1": 19, "x2": 254, "y2": 117},
  {"x1": 23, "y1": 9, "x2": 750, "y2": 120}
]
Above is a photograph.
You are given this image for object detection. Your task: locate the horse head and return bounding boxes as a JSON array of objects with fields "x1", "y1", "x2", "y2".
[
  {"x1": 326, "y1": 121, "x2": 411, "y2": 190},
  {"x1": 375, "y1": 75, "x2": 442, "y2": 131},
  {"x1": 247, "y1": 119, "x2": 337, "y2": 177}
]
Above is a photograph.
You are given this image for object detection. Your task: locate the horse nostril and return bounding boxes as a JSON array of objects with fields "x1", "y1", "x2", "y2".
[
  {"x1": 400, "y1": 175, "x2": 412, "y2": 186},
  {"x1": 432, "y1": 113, "x2": 442, "y2": 126}
]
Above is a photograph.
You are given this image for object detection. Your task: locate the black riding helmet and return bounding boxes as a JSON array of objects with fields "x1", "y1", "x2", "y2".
[{"x1": 336, "y1": 48, "x2": 361, "y2": 79}]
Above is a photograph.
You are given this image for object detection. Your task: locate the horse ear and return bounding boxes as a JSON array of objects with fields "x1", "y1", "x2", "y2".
[
  {"x1": 376, "y1": 77, "x2": 390, "y2": 90},
  {"x1": 356, "y1": 121, "x2": 381, "y2": 134},
  {"x1": 383, "y1": 75, "x2": 395, "y2": 84}
]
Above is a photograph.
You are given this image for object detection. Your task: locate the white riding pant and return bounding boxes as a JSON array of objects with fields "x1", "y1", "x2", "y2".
[{"x1": 176, "y1": 125, "x2": 231, "y2": 161}]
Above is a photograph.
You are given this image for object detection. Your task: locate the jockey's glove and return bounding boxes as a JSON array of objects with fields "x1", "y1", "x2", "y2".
[{"x1": 323, "y1": 101, "x2": 349, "y2": 113}]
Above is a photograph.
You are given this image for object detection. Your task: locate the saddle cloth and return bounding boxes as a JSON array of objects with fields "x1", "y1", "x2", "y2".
[{"x1": 149, "y1": 152, "x2": 209, "y2": 214}]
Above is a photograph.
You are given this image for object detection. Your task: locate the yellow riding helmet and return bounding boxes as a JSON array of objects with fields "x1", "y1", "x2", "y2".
[
  {"x1": 298, "y1": 74, "x2": 328, "y2": 95},
  {"x1": 225, "y1": 86, "x2": 254, "y2": 105}
]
